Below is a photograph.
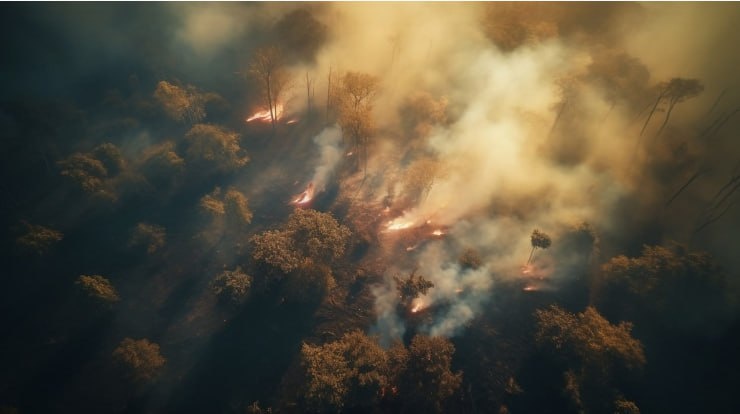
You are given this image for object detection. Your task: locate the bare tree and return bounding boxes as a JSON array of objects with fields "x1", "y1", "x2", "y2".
[{"x1": 249, "y1": 46, "x2": 291, "y2": 132}]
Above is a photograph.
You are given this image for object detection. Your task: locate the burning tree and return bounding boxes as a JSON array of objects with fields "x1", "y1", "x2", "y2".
[
  {"x1": 393, "y1": 269, "x2": 434, "y2": 305},
  {"x1": 527, "y1": 229, "x2": 552, "y2": 264},
  {"x1": 248, "y1": 46, "x2": 291, "y2": 132}
]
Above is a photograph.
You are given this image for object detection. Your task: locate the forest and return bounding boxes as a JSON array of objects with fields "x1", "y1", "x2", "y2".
[{"x1": 1, "y1": 2, "x2": 739, "y2": 413}]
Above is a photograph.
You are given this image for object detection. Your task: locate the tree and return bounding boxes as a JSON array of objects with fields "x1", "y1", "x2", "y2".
[
  {"x1": 300, "y1": 330, "x2": 389, "y2": 412},
  {"x1": 185, "y1": 124, "x2": 249, "y2": 172},
  {"x1": 535, "y1": 305, "x2": 645, "y2": 413},
  {"x1": 153, "y1": 80, "x2": 206, "y2": 123},
  {"x1": 112, "y1": 338, "x2": 166, "y2": 382},
  {"x1": 482, "y1": 3, "x2": 559, "y2": 52},
  {"x1": 459, "y1": 247, "x2": 483, "y2": 270},
  {"x1": 251, "y1": 209, "x2": 351, "y2": 274},
  {"x1": 16, "y1": 222, "x2": 63, "y2": 254},
  {"x1": 399, "y1": 335, "x2": 462, "y2": 413},
  {"x1": 527, "y1": 229, "x2": 552, "y2": 264},
  {"x1": 76, "y1": 275, "x2": 119, "y2": 304},
  {"x1": 596, "y1": 244, "x2": 728, "y2": 333},
  {"x1": 140, "y1": 141, "x2": 185, "y2": 187},
  {"x1": 199, "y1": 187, "x2": 252, "y2": 228},
  {"x1": 273, "y1": 9, "x2": 328, "y2": 63},
  {"x1": 249, "y1": 46, "x2": 291, "y2": 132},
  {"x1": 211, "y1": 266, "x2": 252, "y2": 305},
  {"x1": 224, "y1": 188, "x2": 253, "y2": 228},
  {"x1": 333, "y1": 72, "x2": 380, "y2": 172},
  {"x1": 199, "y1": 186, "x2": 225, "y2": 216},
  {"x1": 393, "y1": 269, "x2": 434, "y2": 305},
  {"x1": 402, "y1": 157, "x2": 444, "y2": 202},
  {"x1": 129, "y1": 222, "x2": 166, "y2": 254},
  {"x1": 58, "y1": 143, "x2": 126, "y2": 200},
  {"x1": 399, "y1": 91, "x2": 448, "y2": 139},
  {"x1": 58, "y1": 152, "x2": 108, "y2": 193},
  {"x1": 92, "y1": 142, "x2": 126, "y2": 175},
  {"x1": 535, "y1": 306, "x2": 646, "y2": 373},
  {"x1": 640, "y1": 78, "x2": 704, "y2": 137}
]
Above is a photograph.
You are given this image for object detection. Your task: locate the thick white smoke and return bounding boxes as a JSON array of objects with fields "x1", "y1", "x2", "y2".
[{"x1": 310, "y1": 125, "x2": 344, "y2": 191}]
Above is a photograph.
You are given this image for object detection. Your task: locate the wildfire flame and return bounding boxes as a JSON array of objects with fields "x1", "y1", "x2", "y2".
[
  {"x1": 409, "y1": 297, "x2": 428, "y2": 313},
  {"x1": 431, "y1": 229, "x2": 445, "y2": 236},
  {"x1": 385, "y1": 218, "x2": 414, "y2": 232},
  {"x1": 246, "y1": 104, "x2": 285, "y2": 123},
  {"x1": 291, "y1": 182, "x2": 315, "y2": 206}
]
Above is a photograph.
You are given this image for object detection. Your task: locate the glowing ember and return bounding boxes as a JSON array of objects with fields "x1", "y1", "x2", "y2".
[
  {"x1": 291, "y1": 182, "x2": 315, "y2": 206},
  {"x1": 286, "y1": 118, "x2": 299, "y2": 125},
  {"x1": 346, "y1": 151, "x2": 354, "y2": 157},
  {"x1": 521, "y1": 264, "x2": 533, "y2": 275},
  {"x1": 431, "y1": 229, "x2": 445, "y2": 236},
  {"x1": 405, "y1": 244, "x2": 419, "y2": 252},
  {"x1": 523, "y1": 285, "x2": 538, "y2": 292},
  {"x1": 246, "y1": 104, "x2": 285, "y2": 123}
]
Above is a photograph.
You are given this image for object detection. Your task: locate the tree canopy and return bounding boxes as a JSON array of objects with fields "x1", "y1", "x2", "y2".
[
  {"x1": 251, "y1": 209, "x2": 351, "y2": 274},
  {"x1": 393, "y1": 269, "x2": 435, "y2": 305},
  {"x1": 185, "y1": 124, "x2": 249, "y2": 171},
  {"x1": 76, "y1": 275, "x2": 119, "y2": 304},
  {"x1": 112, "y1": 338, "x2": 166, "y2": 382},
  {"x1": 16, "y1": 222, "x2": 63, "y2": 254},
  {"x1": 129, "y1": 222, "x2": 166, "y2": 254},
  {"x1": 211, "y1": 266, "x2": 252, "y2": 305}
]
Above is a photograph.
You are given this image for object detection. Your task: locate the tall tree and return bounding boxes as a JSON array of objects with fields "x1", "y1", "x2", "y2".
[
  {"x1": 393, "y1": 269, "x2": 434, "y2": 306},
  {"x1": 528, "y1": 229, "x2": 552, "y2": 264},
  {"x1": 640, "y1": 77, "x2": 703, "y2": 137},
  {"x1": 535, "y1": 305, "x2": 645, "y2": 414},
  {"x1": 333, "y1": 71, "x2": 380, "y2": 173},
  {"x1": 399, "y1": 335, "x2": 462, "y2": 413},
  {"x1": 249, "y1": 46, "x2": 291, "y2": 132}
]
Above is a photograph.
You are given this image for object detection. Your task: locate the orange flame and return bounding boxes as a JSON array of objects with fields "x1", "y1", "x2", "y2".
[
  {"x1": 385, "y1": 218, "x2": 414, "y2": 232},
  {"x1": 410, "y1": 298, "x2": 427, "y2": 313},
  {"x1": 291, "y1": 182, "x2": 315, "y2": 206},
  {"x1": 246, "y1": 104, "x2": 285, "y2": 123}
]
